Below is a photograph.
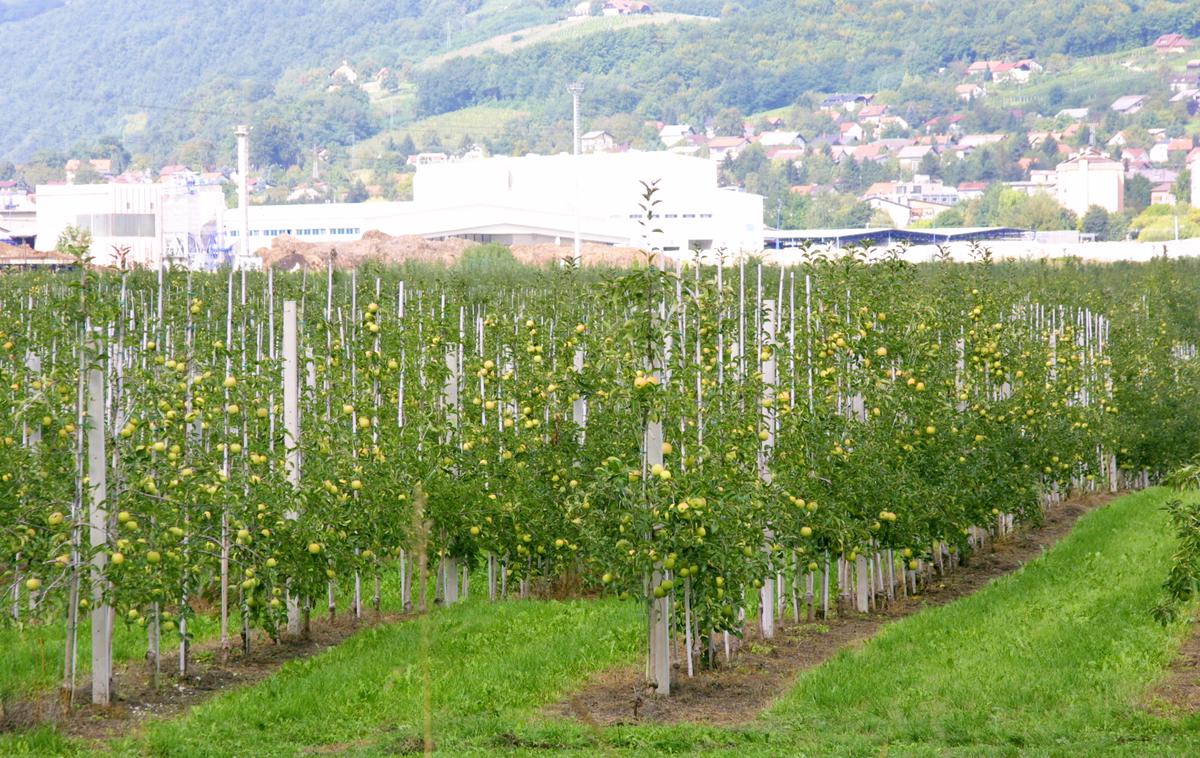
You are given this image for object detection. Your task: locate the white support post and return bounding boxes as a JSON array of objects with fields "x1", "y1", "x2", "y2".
[
  {"x1": 86, "y1": 338, "x2": 113, "y2": 705},
  {"x1": 645, "y1": 419, "x2": 670, "y2": 696},
  {"x1": 855, "y1": 554, "x2": 870, "y2": 613},
  {"x1": 759, "y1": 299, "x2": 777, "y2": 639},
  {"x1": 283, "y1": 301, "x2": 302, "y2": 636}
]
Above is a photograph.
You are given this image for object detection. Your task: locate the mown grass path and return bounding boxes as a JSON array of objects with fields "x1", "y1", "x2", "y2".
[{"x1": 4, "y1": 488, "x2": 1197, "y2": 757}]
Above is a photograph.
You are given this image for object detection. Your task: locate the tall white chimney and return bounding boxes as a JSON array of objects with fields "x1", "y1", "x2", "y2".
[{"x1": 235, "y1": 125, "x2": 251, "y2": 267}]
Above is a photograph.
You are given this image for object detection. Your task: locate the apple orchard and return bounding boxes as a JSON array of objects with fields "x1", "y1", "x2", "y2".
[{"x1": 2, "y1": 244, "x2": 1200, "y2": 700}]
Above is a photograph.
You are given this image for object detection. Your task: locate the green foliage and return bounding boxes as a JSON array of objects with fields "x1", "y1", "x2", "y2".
[
  {"x1": 1132, "y1": 204, "x2": 1200, "y2": 241},
  {"x1": 1155, "y1": 460, "x2": 1200, "y2": 623},
  {"x1": 940, "y1": 185, "x2": 1077, "y2": 230}
]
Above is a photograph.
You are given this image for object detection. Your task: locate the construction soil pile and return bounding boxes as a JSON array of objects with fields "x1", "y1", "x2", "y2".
[{"x1": 257, "y1": 231, "x2": 646, "y2": 270}]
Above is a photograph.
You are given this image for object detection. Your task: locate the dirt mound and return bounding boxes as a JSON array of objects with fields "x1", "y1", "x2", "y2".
[
  {"x1": 257, "y1": 232, "x2": 475, "y2": 271},
  {"x1": 256, "y1": 232, "x2": 645, "y2": 271}
]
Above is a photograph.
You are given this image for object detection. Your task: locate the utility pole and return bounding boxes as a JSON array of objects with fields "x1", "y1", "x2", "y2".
[
  {"x1": 235, "y1": 125, "x2": 251, "y2": 269},
  {"x1": 567, "y1": 82, "x2": 585, "y2": 268},
  {"x1": 312, "y1": 146, "x2": 320, "y2": 182}
]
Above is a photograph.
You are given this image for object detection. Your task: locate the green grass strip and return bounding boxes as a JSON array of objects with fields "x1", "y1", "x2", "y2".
[{"x1": 5, "y1": 488, "x2": 1199, "y2": 757}]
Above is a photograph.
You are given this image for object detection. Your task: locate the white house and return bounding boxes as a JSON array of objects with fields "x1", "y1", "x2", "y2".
[
  {"x1": 757, "y1": 131, "x2": 806, "y2": 149},
  {"x1": 581, "y1": 130, "x2": 618, "y2": 153},
  {"x1": 659, "y1": 124, "x2": 695, "y2": 147}
]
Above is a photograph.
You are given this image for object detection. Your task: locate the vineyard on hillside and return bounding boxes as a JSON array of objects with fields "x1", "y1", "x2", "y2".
[{"x1": 2, "y1": 240, "x2": 1200, "y2": 706}]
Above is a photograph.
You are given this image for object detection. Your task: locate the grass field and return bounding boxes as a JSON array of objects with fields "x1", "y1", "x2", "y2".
[
  {"x1": 420, "y1": 13, "x2": 717, "y2": 70},
  {"x1": 2, "y1": 488, "x2": 1196, "y2": 756}
]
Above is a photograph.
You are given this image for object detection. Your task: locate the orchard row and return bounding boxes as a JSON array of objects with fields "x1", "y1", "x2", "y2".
[{"x1": 1, "y1": 248, "x2": 1199, "y2": 698}]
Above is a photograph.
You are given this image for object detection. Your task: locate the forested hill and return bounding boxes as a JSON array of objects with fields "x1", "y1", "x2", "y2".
[
  {"x1": 0, "y1": 0, "x2": 575, "y2": 160},
  {"x1": 2, "y1": 0, "x2": 1199, "y2": 161},
  {"x1": 415, "y1": 0, "x2": 1200, "y2": 121}
]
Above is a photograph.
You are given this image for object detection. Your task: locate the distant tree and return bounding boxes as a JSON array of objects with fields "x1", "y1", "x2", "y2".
[
  {"x1": 256, "y1": 119, "x2": 301, "y2": 168},
  {"x1": 1081, "y1": 205, "x2": 1111, "y2": 240},
  {"x1": 379, "y1": 68, "x2": 401, "y2": 93},
  {"x1": 713, "y1": 107, "x2": 745, "y2": 136},
  {"x1": 917, "y1": 150, "x2": 941, "y2": 179},
  {"x1": 399, "y1": 133, "x2": 417, "y2": 155},
  {"x1": 1126, "y1": 173, "x2": 1153, "y2": 213},
  {"x1": 345, "y1": 179, "x2": 369, "y2": 203},
  {"x1": 1174, "y1": 169, "x2": 1191, "y2": 205},
  {"x1": 72, "y1": 163, "x2": 102, "y2": 184},
  {"x1": 0, "y1": 161, "x2": 16, "y2": 181}
]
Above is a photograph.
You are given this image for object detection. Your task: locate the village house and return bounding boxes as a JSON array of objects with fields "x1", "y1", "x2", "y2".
[
  {"x1": 1111, "y1": 95, "x2": 1148, "y2": 115},
  {"x1": 1169, "y1": 88, "x2": 1200, "y2": 115},
  {"x1": 838, "y1": 122, "x2": 865, "y2": 144},
  {"x1": 1055, "y1": 107, "x2": 1089, "y2": 121},
  {"x1": 659, "y1": 124, "x2": 695, "y2": 148},
  {"x1": 1170, "y1": 74, "x2": 1200, "y2": 93},
  {"x1": 1122, "y1": 147, "x2": 1150, "y2": 169},
  {"x1": 581, "y1": 130, "x2": 617, "y2": 154},
  {"x1": 956, "y1": 133, "x2": 1007, "y2": 149},
  {"x1": 856, "y1": 104, "x2": 888, "y2": 124},
  {"x1": 64, "y1": 158, "x2": 113, "y2": 183},
  {"x1": 757, "y1": 130, "x2": 806, "y2": 149},
  {"x1": 1151, "y1": 183, "x2": 1177, "y2": 206},
  {"x1": 861, "y1": 176, "x2": 959, "y2": 227},
  {"x1": 819, "y1": 93, "x2": 873, "y2": 113},
  {"x1": 668, "y1": 133, "x2": 708, "y2": 157},
  {"x1": 895, "y1": 144, "x2": 936, "y2": 172},
  {"x1": 706, "y1": 136, "x2": 748, "y2": 162},
  {"x1": 601, "y1": 0, "x2": 652, "y2": 16},
  {"x1": 1153, "y1": 33, "x2": 1192, "y2": 54},
  {"x1": 956, "y1": 181, "x2": 988, "y2": 200},
  {"x1": 1149, "y1": 141, "x2": 1171, "y2": 164},
  {"x1": 328, "y1": 60, "x2": 358, "y2": 90},
  {"x1": 956, "y1": 83, "x2": 985, "y2": 101},
  {"x1": 158, "y1": 164, "x2": 198, "y2": 186},
  {"x1": 765, "y1": 147, "x2": 806, "y2": 162}
]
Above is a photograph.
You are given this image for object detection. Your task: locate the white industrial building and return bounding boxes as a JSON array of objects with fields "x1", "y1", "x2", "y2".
[
  {"x1": 34, "y1": 183, "x2": 228, "y2": 267},
  {"x1": 230, "y1": 151, "x2": 764, "y2": 258}
]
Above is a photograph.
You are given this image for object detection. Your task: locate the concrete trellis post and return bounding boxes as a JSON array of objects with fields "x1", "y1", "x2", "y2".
[
  {"x1": 86, "y1": 338, "x2": 113, "y2": 705},
  {"x1": 645, "y1": 419, "x2": 670, "y2": 695},
  {"x1": 758, "y1": 299, "x2": 778, "y2": 639},
  {"x1": 441, "y1": 345, "x2": 461, "y2": 606},
  {"x1": 283, "y1": 301, "x2": 303, "y2": 636}
]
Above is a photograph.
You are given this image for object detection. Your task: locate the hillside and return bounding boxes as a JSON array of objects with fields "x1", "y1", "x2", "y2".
[
  {"x1": 419, "y1": 11, "x2": 717, "y2": 69},
  {"x1": 0, "y1": 0, "x2": 571, "y2": 160},
  {"x1": 1, "y1": 0, "x2": 1198, "y2": 164}
]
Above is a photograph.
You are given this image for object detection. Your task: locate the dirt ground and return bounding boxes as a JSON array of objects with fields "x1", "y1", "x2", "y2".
[
  {"x1": 1148, "y1": 621, "x2": 1200, "y2": 715},
  {"x1": 257, "y1": 231, "x2": 645, "y2": 271},
  {"x1": 553, "y1": 492, "x2": 1113, "y2": 727},
  {"x1": 0, "y1": 609, "x2": 408, "y2": 744}
]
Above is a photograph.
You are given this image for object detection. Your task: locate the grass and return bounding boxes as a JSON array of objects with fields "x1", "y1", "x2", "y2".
[
  {"x1": 0, "y1": 612, "x2": 221, "y2": 703},
  {"x1": 106, "y1": 598, "x2": 641, "y2": 757},
  {"x1": 3, "y1": 488, "x2": 1197, "y2": 756},
  {"x1": 419, "y1": 13, "x2": 717, "y2": 70}
]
